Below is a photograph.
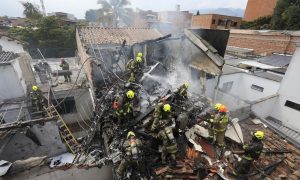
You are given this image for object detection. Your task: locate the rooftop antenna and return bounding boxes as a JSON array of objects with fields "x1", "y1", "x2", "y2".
[{"x1": 40, "y1": 0, "x2": 46, "y2": 16}]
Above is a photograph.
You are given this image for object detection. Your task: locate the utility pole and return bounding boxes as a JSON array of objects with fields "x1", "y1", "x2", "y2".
[{"x1": 40, "y1": 0, "x2": 46, "y2": 16}]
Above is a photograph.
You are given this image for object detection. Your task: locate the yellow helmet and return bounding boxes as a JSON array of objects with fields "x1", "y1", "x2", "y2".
[
  {"x1": 136, "y1": 57, "x2": 142, "y2": 63},
  {"x1": 126, "y1": 90, "x2": 135, "y2": 99},
  {"x1": 32, "y1": 85, "x2": 38, "y2": 91},
  {"x1": 214, "y1": 103, "x2": 222, "y2": 110},
  {"x1": 137, "y1": 52, "x2": 143, "y2": 58},
  {"x1": 254, "y1": 131, "x2": 264, "y2": 140},
  {"x1": 163, "y1": 104, "x2": 171, "y2": 112},
  {"x1": 127, "y1": 131, "x2": 136, "y2": 139},
  {"x1": 184, "y1": 82, "x2": 189, "y2": 88}
]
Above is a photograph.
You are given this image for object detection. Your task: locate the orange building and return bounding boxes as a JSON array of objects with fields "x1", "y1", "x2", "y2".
[
  {"x1": 191, "y1": 14, "x2": 242, "y2": 30},
  {"x1": 244, "y1": 0, "x2": 277, "y2": 21}
]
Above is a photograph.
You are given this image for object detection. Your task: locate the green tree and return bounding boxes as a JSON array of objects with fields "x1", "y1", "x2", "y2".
[
  {"x1": 96, "y1": 0, "x2": 133, "y2": 27},
  {"x1": 282, "y1": 5, "x2": 300, "y2": 30},
  {"x1": 9, "y1": 16, "x2": 76, "y2": 57},
  {"x1": 242, "y1": 0, "x2": 300, "y2": 30},
  {"x1": 241, "y1": 16, "x2": 272, "y2": 29},
  {"x1": 21, "y1": 1, "x2": 43, "y2": 20},
  {"x1": 85, "y1": 9, "x2": 99, "y2": 22},
  {"x1": 271, "y1": 0, "x2": 300, "y2": 30}
]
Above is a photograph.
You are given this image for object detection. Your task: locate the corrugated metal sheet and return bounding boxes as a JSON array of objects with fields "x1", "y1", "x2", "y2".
[
  {"x1": 258, "y1": 54, "x2": 292, "y2": 67},
  {"x1": 239, "y1": 61, "x2": 281, "y2": 69}
]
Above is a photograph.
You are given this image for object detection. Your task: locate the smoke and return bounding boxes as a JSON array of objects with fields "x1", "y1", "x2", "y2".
[{"x1": 144, "y1": 39, "x2": 204, "y2": 95}]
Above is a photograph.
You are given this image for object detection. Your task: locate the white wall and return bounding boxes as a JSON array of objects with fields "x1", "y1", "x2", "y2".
[
  {"x1": 0, "y1": 63, "x2": 26, "y2": 101},
  {"x1": 251, "y1": 95, "x2": 278, "y2": 118},
  {"x1": 219, "y1": 73, "x2": 280, "y2": 102},
  {"x1": 214, "y1": 89, "x2": 249, "y2": 111},
  {"x1": 0, "y1": 36, "x2": 24, "y2": 53},
  {"x1": 270, "y1": 44, "x2": 300, "y2": 132}
]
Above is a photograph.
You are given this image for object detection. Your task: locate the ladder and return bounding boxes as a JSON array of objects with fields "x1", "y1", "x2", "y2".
[{"x1": 45, "y1": 105, "x2": 80, "y2": 154}]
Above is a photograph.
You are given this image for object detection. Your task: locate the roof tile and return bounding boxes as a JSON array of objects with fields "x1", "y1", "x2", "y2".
[{"x1": 78, "y1": 27, "x2": 162, "y2": 45}]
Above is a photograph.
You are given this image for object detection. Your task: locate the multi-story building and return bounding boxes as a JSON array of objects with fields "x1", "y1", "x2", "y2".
[
  {"x1": 244, "y1": 0, "x2": 277, "y2": 21},
  {"x1": 191, "y1": 14, "x2": 242, "y2": 30}
]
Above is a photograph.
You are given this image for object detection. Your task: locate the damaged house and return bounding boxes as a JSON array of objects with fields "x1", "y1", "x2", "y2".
[{"x1": 0, "y1": 25, "x2": 299, "y2": 180}]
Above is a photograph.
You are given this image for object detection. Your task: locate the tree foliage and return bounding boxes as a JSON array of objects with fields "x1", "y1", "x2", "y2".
[
  {"x1": 85, "y1": 0, "x2": 133, "y2": 27},
  {"x1": 242, "y1": 0, "x2": 300, "y2": 30},
  {"x1": 21, "y1": 1, "x2": 43, "y2": 20},
  {"x1": 9, "y1": 16, "x2": 76, "y2": 57},
  {"x1": 85, "y1": 9, "x2": 99, "y2": 22},
  {"x1": 241, "y1": 16, "x2": 272, "y2": 29}
]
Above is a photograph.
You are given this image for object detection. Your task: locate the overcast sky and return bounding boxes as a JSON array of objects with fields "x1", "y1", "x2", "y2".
[{"x1": 0, "y1": 0, "x2": 248, "y2": 19}]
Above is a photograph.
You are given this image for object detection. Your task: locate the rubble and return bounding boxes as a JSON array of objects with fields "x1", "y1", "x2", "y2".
[{"x1": 1, "y1": 27, "x2": 299, "y2": 180}]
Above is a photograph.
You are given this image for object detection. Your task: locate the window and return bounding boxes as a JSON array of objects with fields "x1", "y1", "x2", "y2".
[
  {"x1": 212, "y1": 19, "x2": 216, "y2": 24},
  {"x1": 52, "y1": 97, "x2": 77, "y2": 114},
  {"x1": 251, "y1": 84, "x2": 264, "y2": 92},
  {"x1": 285, "y1": 100, "x2": 300, "y2": 111},
  {"x1": 218, "y1": 19, "x2": 223, "y2": 25},
  {"x1": 221, "y1": 81, "x2": 233, "y2": 92}
]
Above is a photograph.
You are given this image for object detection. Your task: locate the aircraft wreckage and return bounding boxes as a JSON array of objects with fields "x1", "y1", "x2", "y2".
[{"x1": 0, "y1": 28, "x2": 294, "y2": 179}]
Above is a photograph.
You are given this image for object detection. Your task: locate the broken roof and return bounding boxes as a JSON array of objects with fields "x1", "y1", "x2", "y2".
[
  {"x1": 184, "y1": 29, "x2": 225, "y2": 75},
  {"x1": 78, "y1": 27, "x2": 163, "y2": 45}
]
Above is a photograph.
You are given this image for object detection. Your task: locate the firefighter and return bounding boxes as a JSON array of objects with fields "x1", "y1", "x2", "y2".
[
  {"x1": 127, "y1": 56, "x2": 143, "y2": 83},
  {"x1": 60, "y1": 58, "x2": 71, "y2": 82},
  {"x1": 206, "y1": 103, "x2": 222, "y2": 142},
  {"x1": 212, "y1": 104, "x2": 229, "y2": 147},
  {"x1": 116, "y1": 131, "x2": 145, "y2": 178},
  {"x1": 233, "y1": 131, "x2": 264, "y2": 176},
  {"x1": 137, "y1": 52, "x2": 143, "y2": 59},
  {"x1": 115, "y1": 90, "x2": 135, "y2": 124},
  {"x1": 173, "y1": 83, "x2": 189, "y2": 102},
  {"x1": 157, "y1": 126, "x2": 178, "y2": 165},
  {"x1": 150, "y1": 103, "x2": 171, "y2": 132},
  {"x1": 30, "y1": 85, "x2": 45, "y2": 112}
]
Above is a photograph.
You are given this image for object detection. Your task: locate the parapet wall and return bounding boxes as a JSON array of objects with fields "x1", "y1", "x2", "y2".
[{"x1": 228, "y1": 30, "x2": 300, "y2": 56}]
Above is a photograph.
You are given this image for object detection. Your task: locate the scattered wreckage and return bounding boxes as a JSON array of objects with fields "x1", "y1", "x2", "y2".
[{"x1": 0, "y1": 29, "x2": 295, "y2": 179}]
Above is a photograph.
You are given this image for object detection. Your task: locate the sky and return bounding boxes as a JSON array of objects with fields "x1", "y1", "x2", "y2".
[{"x1": 0, "y1": 0, "x2": 248, "y2": 19}]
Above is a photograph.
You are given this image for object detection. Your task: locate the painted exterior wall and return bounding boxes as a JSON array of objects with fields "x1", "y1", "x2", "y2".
[
  {"x1": 218, "y1": 73, "x2": 280, "y2": 102},
  {"x1": 51, "y1": 88, "x2": 94, "y2": 138},
  {"x1": 0, "y1": 63, "x2": 26, "y2": 101},
  {"x1": 270, "y1": 44, "x2": 300, "y2": 132},
  {"x1": 0, "y1": 36, "x2": 24, "y2": 53},
  {"x1": 251, "y1": 95, "x2": 278, "y2": 118},
  {"x1": 244, "y1": 0, "x2": 277, "y2": 21},
  {"x1": 0, "y1": 55, "x2": 35, "y2": 102}
]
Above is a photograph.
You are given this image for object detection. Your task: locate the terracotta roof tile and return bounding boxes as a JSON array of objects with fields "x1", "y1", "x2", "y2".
[{"x1": 78, "y1": 27, "x2": 162, "y2": 45}]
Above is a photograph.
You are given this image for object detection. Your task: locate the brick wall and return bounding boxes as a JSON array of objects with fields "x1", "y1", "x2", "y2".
[
  {"x1": 192, "y1": 14, "x2": 242, "y2": 29},
  {"x1": 76, "y1": 29, "x2": 93, "y2": 81},
  {"x1": 244, "y1": 0, "x2": 277, "y2": 21},
  {"x1": 192, "y1": 15, "x2": 213, "y2": 29},
  {"x1": 228, "y1": 30, "x2": 300, "y2": 55}
]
